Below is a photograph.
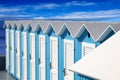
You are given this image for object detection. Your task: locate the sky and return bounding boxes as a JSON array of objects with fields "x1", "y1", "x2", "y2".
[{"x1": 0, "y1": 0, "x2": 120, "y2": 22}]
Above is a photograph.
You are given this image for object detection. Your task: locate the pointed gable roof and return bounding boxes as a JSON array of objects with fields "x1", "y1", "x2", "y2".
[
  {"x1": 69, "y1": 30, "x2": 120, "y2": 80},
  {"x1": 9, "y1": 21, "x2": 16, "y2": 29},
  {"x1": 29, "y1": 20, "x2": 40, "y2": 32},
  {"x1": 50, "y1": 21, "x2": 65, "y2": 35},
  {"x1": 39, "y1": 21, "x2": 50, "y2": 33},
  {"x1": 3, "y1": 20, "x2": 120, "y2": 42},
  {"x1": 21, "y1": 20, "x2": 31, "y2": 30},
  {"x1": 85, "y1": 22, "x2": 111, "y2": 41},
  {"x1": 3, "y1": 21, "x2": 10, "y2": 28},
  {"x1": 65, "y1": 21, "x2": 84, "y2": 38},
  {"x1": 14, "y1": 21, "x2": 23, "y2": 30},
  {"x1": 110, "y1": 23, "x2": 120, "y2": 32}
]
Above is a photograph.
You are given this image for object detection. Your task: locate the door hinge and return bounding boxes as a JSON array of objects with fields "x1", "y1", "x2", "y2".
[
  {"x1": 49, "y1": 62, "x2": 52, "y2": 69},
  {"x1": 22, "y1": 51, "x2": 24, "y2": 56},
  {"x1": 38, "y1": 58, "x2": 41, "y2": 64},
  {"x1": 29, "y1": 54, "x2": 31, "y2": 60},
  {"x1": 63, "y1": 68, "x2": 66, "y2": 76},
  {"x1": 16, "y1": 49, "x2": 17, "y2": 53}
]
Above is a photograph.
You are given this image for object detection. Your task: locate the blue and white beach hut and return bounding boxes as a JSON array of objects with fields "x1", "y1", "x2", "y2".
[{"x1": 4, "y1": 20, "x2": 120, "y2": 80}]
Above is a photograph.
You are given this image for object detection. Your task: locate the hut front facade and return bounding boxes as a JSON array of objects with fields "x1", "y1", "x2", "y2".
[{"x1": 4, "y1": 20, "x2": 120, "y2": 80}]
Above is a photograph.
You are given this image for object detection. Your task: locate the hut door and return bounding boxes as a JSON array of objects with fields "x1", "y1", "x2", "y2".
[
  {"x1": 82, "y1": 42, "x2": 95, "y2": 57},
  {"x1": 50, "y1": 37, "x2": 58, "y2": 80},
  {"x1": 64, "y1": 39, "x2": 74, "y2": 80},
  {"x1": 10, "y1": 30, "x2": 14, "y2": 74},
  {"x1": 6, "y1": 29, "x2": 9, "y2": 70},
  {"x1": 22, "y1": 32, "x2": 27, "y2": 80},
  {"x1": 16, "y1": 31, "x2": 20, "y2": 78},
  {"x1": 30, "y1": 33, "x2": 36, "y2": 80},
  {"x1": 39, "y1": 35, "x2": 46, "y2": 80}
]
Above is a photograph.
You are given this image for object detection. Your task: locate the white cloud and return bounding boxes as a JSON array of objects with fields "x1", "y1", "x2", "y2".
[
  {"x1": 34, "y1": 3, "x2": 60, "y2": 10},
  {"x1": 0, "y1": 14, "x2": 33, "y2": 18},
  {"x1": 64, "y1": 1, "x2": 96, "y2": 6},
  {"x1": 32, "y1": 9, "x2": 120, "y2": 22},
  {"x1": 0, "y1": 8, "x2": 120, "y2": 21},
  {"x1": 0, "y1": 2, "x2": 119, "y2": 22},
  {"x1": 0, "y1": 3, "x2": 60, "y2": 12},
  {"x1": 52, "y1": 9, "x2": 120, "y2": 20},
  {"x1": 34, "y1": 1, "x2": 96, "y2": 10},
  {"x1": 34, "y1": 16, "x2": 45, "y2": 19},
  {"x1": 0, "y1": 7, "x2": 21, "y2": 12},
  {"x1": 0, "y1": 1, "x2": 96, "y2": 13}
]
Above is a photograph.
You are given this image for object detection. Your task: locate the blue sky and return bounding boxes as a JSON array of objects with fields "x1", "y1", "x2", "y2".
[{"x1": 0, "y1": 0, "x2": 120, "y2": 22}]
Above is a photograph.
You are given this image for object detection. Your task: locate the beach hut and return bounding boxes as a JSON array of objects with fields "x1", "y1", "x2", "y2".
[
  {"x1": 38, "y1": 21, "x2": 50, "y2": 80},
  {"x1": 21, "y1": 20, "x2": 31, "y2": 80},
  {"x1": 14, "y1": 21, "x2": 23, "y2": 80},
  {"x1": 8, "y1": 21, "x2": 17, "y2": 77},
  {"x1": 4, "y1": 20, "x2": 120, "y2": 80},
  {"x1": 29, "y1": 20, "x2": 40, "y2": 80},
  {"x1": 69, "y1": 29, "x2": 120, "y2": 80},
  {"x1": 5, "y1": 21, "x2": 10, "y2": 72}
]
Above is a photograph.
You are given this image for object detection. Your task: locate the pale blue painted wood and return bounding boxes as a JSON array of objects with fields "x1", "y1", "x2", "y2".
[
  {"x1": 15, "y1": 27, "x2": 23, "y2": 80},
  {"x1": 74, "y1": 29, "x2": 115, "y2": 80},
  {"x1": 14, "y1": 28, "x2": 17, "y2": 78},
  {"x1": 37, "y1": 27, "x2": 45, "y2": 80},
  {"x1": 46, "y1": 33, "x2": 50, "y2": 80},
  {"x1": 20, "y1": 28, "x2": 23, "y2": 80},
  {"x1": 5, "y1": 28, "x2": 10, "y2": 72},
  {"x1": 6, "y1": 23, "x2": 116, "y2": 80},
  {"x1": 46, "y1": 27, "x2": 58, "y2": 80},
  {"x1": 9, "y1": 28, "x2": 16, "y2": 78},
  {"x1": 27, "y1": 27, "x2": 32, "y2": 80},
  {"x1": 75, "y1": 29, "x2": 101, "y2": 80},
  {"x1": 36, "y1": 31, "x2": 39, "y2": 80},
  {"x1": 61, "y1": 28, "x2": 74, "y2": 80}
]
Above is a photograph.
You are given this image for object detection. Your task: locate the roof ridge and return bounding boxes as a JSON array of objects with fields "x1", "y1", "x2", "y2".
[{"x1": 4, "y1": 20, "x2": 120, "y2": 41}]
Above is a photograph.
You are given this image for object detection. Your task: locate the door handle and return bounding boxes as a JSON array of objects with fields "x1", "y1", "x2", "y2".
[
  {"x1": 38, "y1": 58, "x2": 41, "y2": 64},
  {"x1": 63, "y1": 68, "x2": 66, "y2": 76},
  {"x1": 29, "y1": 54, "x2": 31, "y2": 60},
  {"x1": 22, "y1": 51, "x2": 24, "y2": 56},
  {"x1": 49, "y1": 62, "x2": 52, "y2": 69},
  {"x1": 16, "y1": 49, "x2": 17, "y2": 53}
]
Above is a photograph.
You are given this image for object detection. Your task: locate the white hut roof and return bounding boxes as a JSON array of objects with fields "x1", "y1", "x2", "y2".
[
  {"x1": 65, "y1": 21, "x2": 84, "y2": 38},
  {"x1": 29, "y1": 20, "x2": 40, "y2": 32},
  {"x1": 21, "y1": 20, "x2": 31, "y2": 30},
  {"x1": 14, "y1": 20, "x2": 23, "y2": 30},
  {"x1": 69, "y1": 30, "x2": 120, "y2": 80},
  {"x1": 39, "y1": 21, "x2": 50, "y2": 33},
  {"x1": 4, "y1": 20, "x2": 120, "y2": 41},
  {"x1": 110, "y1": 23, "x2": 120, "y2": 32},
  {"x1": 50, "y1": 21, "x2": 65, "y2": 35},
  {"x1": 3, "y1": 21, "x2": 10, "y2": 28}
]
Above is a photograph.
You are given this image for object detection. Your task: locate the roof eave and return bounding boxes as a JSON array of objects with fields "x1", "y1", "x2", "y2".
[{"x1": 96, "y1": 26, "x2": 114, "y2": 42}]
